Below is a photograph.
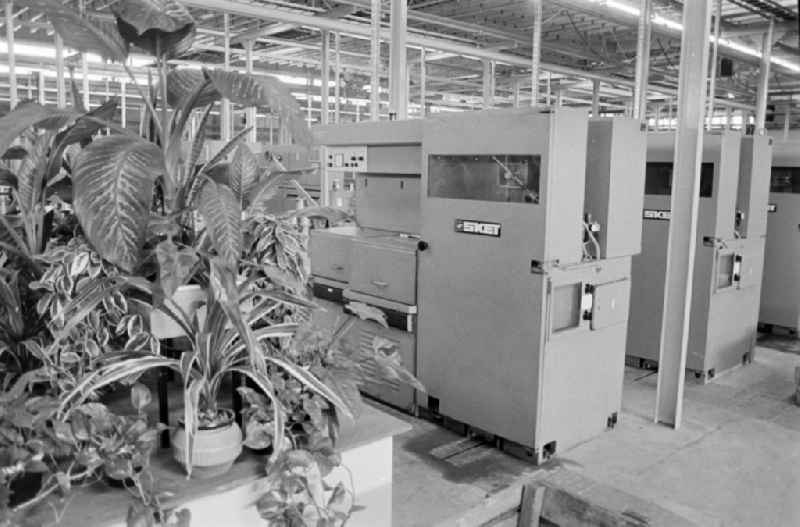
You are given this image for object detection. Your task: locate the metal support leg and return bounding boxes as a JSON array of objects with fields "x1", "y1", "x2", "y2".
[
  {"x1": 655, "y1": 0, "x2": 713, "y2": 428},
  {"x1": 531, "y1": 0, "x2": 542, "y2": 107},
  {"x1": 370, "y1": 0, "x2": 381, "y2": 121},
  {"x1": 245, "y1": 41, "x2": 257, "y2": 142},
  {"x1": 706, "y1": 0, "x2": 722, "y2": 129},
  {"x1": 389, "y1": 0, "x2": 408, "y2": 119},
  {"x1": 321, "y1": 30, "x2": 330, "y2": 125},
  {"x1": 483, "y1": 59, "x2": 494, "y2": 109},
  {"x1": 419, "y1": 47, "x2": 427, "y2": 117},
  {"x1": 754, "y1": 19, "x2": 775, "y2": 133}
]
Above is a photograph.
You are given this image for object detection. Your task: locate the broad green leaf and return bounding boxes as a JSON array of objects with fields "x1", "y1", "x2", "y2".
[
  {"x1": 46, "y1": 98, "x2": 120, "y2": 181},
  {"x1": 165, "y1": 70, "x2": 218, "y2": 108},
  {"x1": 26, "y1": 0, "x2": 128, "y2": 62},
  {"x1": 116, "y1": 17, "x2": 195, "y2": 59},
  {"x1": 73, "y1": 135, "x2": 164, "y2": 272},
  {"x1": 0, "y1": 103, "x2": 80, "y2": 159},
  {"x1": 111, "y1": 0, "x2": 194, "y2": 34},
  {"x1": 16, "y1": 130, "x2": 55, "y2": 214},
  {"x1": 230, "y1": 144, "x2": 259, "y2": 204},
  {"x1": 197, "y1": 181, "x2": 242, "y2": 268},
  {"x1": 205, "y1": 69, "x2": 313, "y2": 147}
]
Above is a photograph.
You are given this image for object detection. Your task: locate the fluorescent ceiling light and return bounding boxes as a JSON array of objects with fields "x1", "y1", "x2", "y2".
[{"x1": 585, "y1": 0, "x2": 800, "y2": 73}]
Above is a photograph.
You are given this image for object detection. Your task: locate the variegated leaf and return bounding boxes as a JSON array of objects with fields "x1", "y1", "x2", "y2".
[
  {"x1": 197, "y1": 181, "x2": 242, "y2": 269},
  {"x1": 26, "y1": 0, "x2": 128, "y2": 62},
  {"x1": 72, "y1": 135, "x2": 164, "y2": 272},
  {"x1": 230, "y1": 144, "x2": 259, "y2": 204}
]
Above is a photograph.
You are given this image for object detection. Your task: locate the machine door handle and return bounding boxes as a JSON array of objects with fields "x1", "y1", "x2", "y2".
[
  {"x1": 417, "y1": 240, "x2": 429, "y2": 252},
  {"x1": 331, "y1": 264, "x2": 345, "y2": 271},
  {"x1": 371, "y1": 280, "x2": 389, "y2": 288}
]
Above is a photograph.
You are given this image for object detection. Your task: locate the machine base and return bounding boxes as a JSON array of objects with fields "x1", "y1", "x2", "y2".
[
  {"x1": 625, "y1": 351, "x2": 755, "y2": 384},
  {"x1": 758, "y1": 322, "x2": 798, "y2": 338},
  {"x1": 414, "y1": 404, "x2": 619, "y2": 466}
]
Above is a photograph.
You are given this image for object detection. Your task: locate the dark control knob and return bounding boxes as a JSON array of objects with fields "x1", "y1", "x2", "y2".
[{"x1": 417, "y1": 240, "x2": 429, "y2": 252}]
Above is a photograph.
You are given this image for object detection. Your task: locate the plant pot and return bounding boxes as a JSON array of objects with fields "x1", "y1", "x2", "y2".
[
  {"x1": 172, "y1": 417, "x2": 243, "y2": 479},
  {"x1": 9, "y1": 471, "x2": 43, "y2": 507},
  {"x1": 149, "y1": 284, "x2": 206, "y2": 340}
]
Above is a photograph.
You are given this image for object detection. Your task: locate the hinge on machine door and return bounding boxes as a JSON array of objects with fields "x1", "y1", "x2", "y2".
[{"x1": 581, "y1": 284, "x2": 595, "y2": 321}]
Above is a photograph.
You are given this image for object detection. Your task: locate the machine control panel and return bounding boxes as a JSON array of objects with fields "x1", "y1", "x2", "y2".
[{"x1": 326, "y1": 146, "x2": 368, "y2": 171}]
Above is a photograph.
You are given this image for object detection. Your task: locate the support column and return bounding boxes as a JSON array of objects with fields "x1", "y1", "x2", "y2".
[
  {"x1": 55, "y1": 34, "x2": 65, "y2": 108},
  {"x1": 512, "y1": 79, "x2": 521, "y2": 108},
  {"x1": 37, "y1": 71, "x2": 45, "y2": 105},
  {"x1": 591, "y1": 79, "x2": 600, "y2": 116},
  {"x1": 633, "y1": 0, "x2": 653, "y2": 122},
  {"x1": 389, "y1": 0, "x2": 408, "y2": 119},
  {"x1": 120, "y1": 80, "x2": 127, "y2": 128},
  {"x1": 334, "y1": 32, "x2": 341, "y2": 124},
  {"x1": 655, "y1": 0, "x2": 713, "y2": 428},
  {"x1": 725, "y1": 105, "x2": 732, "y2": 130},
  {"x1": 754, "y1": 19, "x2": 775, "y2": 133},
  {"x1": 482, "y1": 59, "x2": 495, "y2": 109},
  {"x1": 531, "y1": 0, "x2": 542, "y2": 107},
  {"x1": 419, "y1": 47, "x2": 427, "y2": 117},
  {"x1": 80, "y1": 0, "x2": 89, "y2": 110},
  {"x1": 706, "y1": 0, "x2": 722, "y2": 129},
  {"x1": 321, "y1": 30, "x2": 330, "y2": 125},
  {"x1": 221, "y1": 13, "x2": 232, "y2": 142},
  {"x1": 245, "y1": 40, "x2": 257, "y2": 142},
  {"x1": 370, "y1": 0, "x2": 381, "y2": 121},
  {"x1": 5, "y1": 2, "x2": 15, "y2": 110},
  {"x1": 654, "y1": 103, "x2": 662, "y2": 131},
  {"x1": 546, "y1": 72, "x2": 552, "y2": 106},
  {"x1": 784, "y1": 99, "x2": 792, "y2": 140}
]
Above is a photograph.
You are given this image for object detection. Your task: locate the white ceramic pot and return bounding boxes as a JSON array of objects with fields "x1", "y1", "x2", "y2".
[{"x1": 172, "y1": 418, "x2": 243, "y2": 479}]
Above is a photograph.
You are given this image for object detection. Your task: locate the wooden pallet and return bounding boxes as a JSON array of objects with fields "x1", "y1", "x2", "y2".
[{"x1": 434, "y1": 470, "x2": 705, "y2": 527}]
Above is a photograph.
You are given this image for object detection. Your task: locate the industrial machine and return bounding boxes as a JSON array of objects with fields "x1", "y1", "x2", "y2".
[
  {"x1": 309, "y1": 109, "x2": 647, "y2": 463},
  {"x1": 626, "y1": 132, "x2": 771, "y2": 381},
  {"x1": 310, "y1": 120, "x2": 423, "y2": 413},
  {"x1": 415, "y1": 109, "x2": 644, "y2": 462},
  {"x1": 760, "y1": 141, "x2": 800, "y2": 333}
]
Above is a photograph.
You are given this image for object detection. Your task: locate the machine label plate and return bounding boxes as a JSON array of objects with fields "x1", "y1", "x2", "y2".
[
  {"x1": 643, "y1": 209, "x2": 671, "y2": 221},
  {"x1": 454, "y1": 219, "x2": 502, "y2": 237},
  {"x1": 767, "y1": 204, "x2": 777, "y2": 213}
]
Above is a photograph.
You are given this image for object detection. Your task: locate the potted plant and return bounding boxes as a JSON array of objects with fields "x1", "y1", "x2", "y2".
[{"x1": 57, "y1": 259, "x2": 352, "y2": 479}]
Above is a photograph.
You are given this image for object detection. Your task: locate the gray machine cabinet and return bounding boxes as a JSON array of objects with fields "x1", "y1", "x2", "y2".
[
  {"x1": 585, "y1": 119, "x2": 647, "y2": 259},
  {"x1": 309, "y1": 226, "x2": 359, "y2": 283},
  {"x1": 349, "y1": 235, "x2": 418, "y2": 305},
  {"x1": 737, "y1": 136, "x2": 773, "y2": 239},
  {"x1": 417, "y1": 108, "x2": 634, "y2": 455},
  {"x1": 627, "y1": 131, "x2": 769, "y2": 379},
  {"x1": 760, "y1": 141, "x2": 800, "y2": 331},
  {"x1": 355, "y1": 174, "x2": 421, "y2": 233}
]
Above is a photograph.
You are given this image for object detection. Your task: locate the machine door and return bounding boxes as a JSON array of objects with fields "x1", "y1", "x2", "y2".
[
  {"x1": 417, "y1": 153, "x2": 547, "y2": 448},
  {"x1": 760, "y1": 167, "x2": 800, "y2": 329}
]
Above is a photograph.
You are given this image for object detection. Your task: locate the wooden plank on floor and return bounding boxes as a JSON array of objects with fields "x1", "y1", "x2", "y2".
[
  {"x1": 517, "y1": 483, "x2": 545, "y2": 527},
  {"x1": 433, "y1": 485, "x2": 523, "y2": 527}
]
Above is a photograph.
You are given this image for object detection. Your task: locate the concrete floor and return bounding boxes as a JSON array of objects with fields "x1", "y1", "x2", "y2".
[{"x1": 389, "y1": 344, "x2": 800, "y2": 527}]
